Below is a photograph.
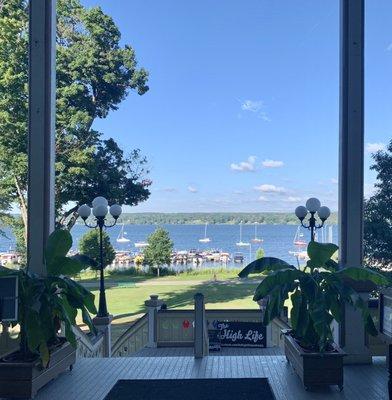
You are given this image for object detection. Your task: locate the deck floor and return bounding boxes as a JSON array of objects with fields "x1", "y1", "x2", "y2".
[{"x1": 35, "y1": 352, "x2": 388, "y2": 400}]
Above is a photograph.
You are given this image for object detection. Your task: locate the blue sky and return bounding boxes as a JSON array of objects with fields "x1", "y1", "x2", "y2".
[{"x1": 82, "y1": 0, "x2": 392, "y2": 213}]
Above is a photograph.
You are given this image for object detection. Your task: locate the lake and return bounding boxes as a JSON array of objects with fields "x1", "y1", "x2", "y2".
[{"x1": 0, "y1": 223, "x2": 338, "y2": 265}]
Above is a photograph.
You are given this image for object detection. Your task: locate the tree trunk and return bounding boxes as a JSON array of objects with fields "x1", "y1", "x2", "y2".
[{"x1": 14, "y1": 176, "x2": 28, "y2": 243}]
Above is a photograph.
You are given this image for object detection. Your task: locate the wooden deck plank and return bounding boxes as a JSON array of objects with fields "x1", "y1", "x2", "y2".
[{"x1": 34, "y1": 355, "x2": 388, "y2": 400}]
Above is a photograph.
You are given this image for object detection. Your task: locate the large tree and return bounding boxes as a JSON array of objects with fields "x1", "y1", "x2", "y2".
[
  {"x1": 364, "y1": 140, "x2": 392, "y2": 267},
  {"x1": 0, "y1": 0, "x2": 151, "y2": 246},
  {"x1": 143, "y1": 228, "x2": 174, "y2": 277}
]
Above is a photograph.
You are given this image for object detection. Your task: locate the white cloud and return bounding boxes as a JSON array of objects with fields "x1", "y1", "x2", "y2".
[
  {"x1": 240, "y1": 99, "x2": 271, "y2": 122},
  {"x1": 259, "y1": 111, "x2": 271, "y2": 122},
  {"x1": 233, "y1": 190, "x2": 244, "y2": 195},
  {"x1": 387, "y1": 43, "x2": 392, "y2": 51},
  {"x1": 161, "y1": 187, "x2": 176, "y2": 192},
  {"x1": 262, "y1": 159, "x2": 284, "y2": 168},
  {"x1": 366, "y1": 142, "x2": 386, "y2": 154},
  {"x1": 230, "y1": 156, "x2": 257, "y2": 172},
  {"x1": 331, "y1": 178, "x2": 338, "y2": 184},
  {"x1": 241, "y1": 100, "x2": 263, "y2": 112},
  {"x1": 286, "y1": 196, "x2": 302, "y2": 203},
  {"x1": 258, "y1": 196, "x2": 268, "y2": 202},
  {"x1": 254, "y1": 184, "x2": 286, "y2": 194},
  {"x1": 187, "y1": 185, "x2": 198, "y2": 193}
]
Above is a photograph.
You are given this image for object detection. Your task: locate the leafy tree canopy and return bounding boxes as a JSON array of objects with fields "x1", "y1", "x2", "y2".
[
  {"x1": 364, "y1": 140, "x2": 392, "y2": 267},
  {"x1": 143, "y1": 228, "x2": 173, "y2": 276},
  {"x1": 78, "y1": 229, "x2": 115, "y2": 270},
  {"x1": 0, "y1": 0, "x2": 151, "y2": 248}
]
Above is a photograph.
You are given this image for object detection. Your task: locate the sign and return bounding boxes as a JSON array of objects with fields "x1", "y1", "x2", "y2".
[
  {"x1": 215, "y1": 321, "x2": 266, "y2": 347},
  {"x1": 208, "y1": 329, "x2": 221, "y2": 352},
  {"x1": 380, "y1": 289, "x2": 392, "y2": 339},
  {"x1": 0, "y1": 276, "x2": 18, "y2": 322}
]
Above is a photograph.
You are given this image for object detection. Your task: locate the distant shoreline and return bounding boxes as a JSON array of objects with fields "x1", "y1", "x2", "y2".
[
  {"x1": 92, "y1": 212, "x2": 338, "y2": 226},
  {"x1": 3, "y1": 212, "x2": 338, "y2": 227}
]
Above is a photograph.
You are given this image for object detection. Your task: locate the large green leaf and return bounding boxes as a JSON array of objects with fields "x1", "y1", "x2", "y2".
[
  {"x1": 307, "y1": 241, "x2": 338, "y2": 267},
  {"x1": 238, "y1": 257, "x2": 293, "y2": 278},
  {"x1": 45, "y1": 230, "x2": 72, "y2": 267},
  {"x1": 46, "y1": 256, "x2": 85, "y2": 276},
  {"x1": 309, "y1": 293, "x2": 334, "y2": 352},
  {"x1": 337, "y1": 267, "x2": 389, "y2": 286},
  {"x1": 70, "y1": 254, "x2": 98, "y2": 269},
  {"x1": 253, "y1": 269, "x2": 304, "y2": 301}
]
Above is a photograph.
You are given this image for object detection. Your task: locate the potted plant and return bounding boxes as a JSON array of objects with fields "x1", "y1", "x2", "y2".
[
  {"x1": 0, "y1": 230, "x2": 98, "y2": 399},
  {"x1": 239, "y1": 241, "x2": 389, "y2": 391}
]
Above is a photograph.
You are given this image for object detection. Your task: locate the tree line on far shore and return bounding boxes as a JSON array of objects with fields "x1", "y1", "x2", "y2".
[{"x1": 112, "y1": 212, "x2": 339, "y2": 226}]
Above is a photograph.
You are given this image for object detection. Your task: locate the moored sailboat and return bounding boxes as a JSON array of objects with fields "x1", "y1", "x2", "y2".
[
  {"x1": 236, "y1": 221, "x2": 250, "y2": 247},
  {"x1": 199, "y1": 222, "x2": 211, "y2": 243},
  {"x1": 251, "y1": 222, "x2": 263, "y2": 244},
  {"x1": 116, "y1": 224, "x2": 130, "y2": 243}
]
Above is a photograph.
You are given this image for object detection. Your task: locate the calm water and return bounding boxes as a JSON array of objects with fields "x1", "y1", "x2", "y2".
[{"x1": 0, "y1": 224, "x2": 338, "y2": 265}]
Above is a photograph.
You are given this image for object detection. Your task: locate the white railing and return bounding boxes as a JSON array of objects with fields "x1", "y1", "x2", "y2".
[
  {"x1": 73, "y1": 326, "x2": 105, "y2": 358},
  {"x1": 111, "y1": 314, "x2": 149, "y2": 357}
]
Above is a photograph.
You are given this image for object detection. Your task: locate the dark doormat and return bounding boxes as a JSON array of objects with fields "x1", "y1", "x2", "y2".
[{"x1": 104, "y1": 378, "x2": 276, "y2": 400}]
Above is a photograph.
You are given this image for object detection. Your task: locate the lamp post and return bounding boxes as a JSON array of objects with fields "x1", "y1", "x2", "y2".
[
  {"x1": 77, "y1": 197, "x2": 122, "y2": 317},
  {"x1": 295, "y1": 197, "x2": 331, "y2": 242}
]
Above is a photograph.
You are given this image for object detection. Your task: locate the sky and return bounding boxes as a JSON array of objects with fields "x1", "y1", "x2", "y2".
[{"x1": 81, "y1": 0, "x2": 392, "y2": 213}]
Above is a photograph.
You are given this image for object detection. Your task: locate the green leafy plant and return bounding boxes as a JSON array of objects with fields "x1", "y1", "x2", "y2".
[
  {"x1": 1, "y1": 230, "x2": 98, "y2": 366},
  {"x1": 78, "y1": 229, "x2": 115, "y2": 271},
  {"x1": 239, "y1": 241, "x2": 389, "y2": 352},
  {"x1": 143, "y1": 228, "x2": 173, "y2": 277}
]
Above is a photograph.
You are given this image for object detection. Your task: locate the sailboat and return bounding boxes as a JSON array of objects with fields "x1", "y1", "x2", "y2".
[
  {"x1": 116, "y1": 224, "x2": 130, "y2": 243},
  {"x1": 199, "y1": 222, "x2": 211, "y2": 243},
  {"x1": 251, "y1": 222, "x2": 263, "y2": 244},
  {"x1": 134, "y1": 241, "x2": 148, "y2": 248},
  {"x1": 236, "y1": 221, "x2": 250, "y2": 247},
  {"x1": 293, "y1": 226, "x2": 307, "y2": 247}
]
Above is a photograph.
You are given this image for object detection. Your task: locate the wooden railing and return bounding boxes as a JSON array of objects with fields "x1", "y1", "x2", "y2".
[
  {"x1": 156, "y1": 309, "x2": 266, "y2": 347},
  {"x1": 111, "y1": 313, "x2": 149, "y2": 357},
  {"x1": 73, "y1": 326, "x2": 105, "y2": 358}
]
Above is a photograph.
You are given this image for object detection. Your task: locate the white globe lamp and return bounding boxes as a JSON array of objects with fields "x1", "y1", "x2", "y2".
[{"x1": 306, "y1": 197, "x2": 321, "y2": 213}]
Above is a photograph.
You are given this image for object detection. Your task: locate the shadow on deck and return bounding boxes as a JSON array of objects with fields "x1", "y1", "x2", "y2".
[{"x1": 35, "y1": 352, "x2": 388, "y2": 400}]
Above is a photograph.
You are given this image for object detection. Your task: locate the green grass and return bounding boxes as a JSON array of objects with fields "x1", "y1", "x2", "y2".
[{"x1": 81, "y1": 275, "x2": 260, "y2": 343}]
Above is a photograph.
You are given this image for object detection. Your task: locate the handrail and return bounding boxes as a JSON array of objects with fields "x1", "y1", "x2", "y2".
[
  {"x1": 73, "y1": 326, "x2": 105, "y2": 358},
  {"x1": 111, "y1": 313, "x2": 149, "y2": 356}
]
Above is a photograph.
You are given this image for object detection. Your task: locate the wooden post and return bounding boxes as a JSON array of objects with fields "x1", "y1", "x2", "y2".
[
  {"x1": 27, "y1": 0, "x2": 56, "y2": 275},
  {"x1": 145, "y1": 295, "x2": 163, "y2": 348},
  {"x1": 339, "y1": 0, "x2": 371, "y2": 364},
  {"x1": 194, "y1": 293, "x2": 207, "y2": 358}
]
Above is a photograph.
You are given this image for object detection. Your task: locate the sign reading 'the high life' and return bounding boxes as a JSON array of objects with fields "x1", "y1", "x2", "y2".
[{"x1": 216, "y1": 321, "x2": 266, "y2": 347}]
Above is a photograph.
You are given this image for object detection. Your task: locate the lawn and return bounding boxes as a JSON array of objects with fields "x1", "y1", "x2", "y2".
[{"x1": 82, "y1": 273, "x2": 261, "y2": 343}]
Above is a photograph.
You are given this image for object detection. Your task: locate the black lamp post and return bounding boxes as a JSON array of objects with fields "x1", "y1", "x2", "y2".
[
  {"x1": 295, "y1": 197, "x2": 331, "y2": 242},
  {"x1": 77, "y1": 197, "x2": 122, "y2": 317}
]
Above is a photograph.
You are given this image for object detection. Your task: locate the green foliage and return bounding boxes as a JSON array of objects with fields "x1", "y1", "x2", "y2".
[
  {"x1": 0, "y1": 0, "x2": 151, "y2": 248},
  {"x1": 255, "y1": 248, "x2": 265, "y2": 259},
  {"x1": 78, "y1": 229, "x2": 115, "y2": 270},
  {"x1": 364, "y1": 140, "x2": 392, "y2": 267},
  {"x1": 143, "y1": 228, "x2": 173, "y2": 276},
  {"x1": 238, "y1": 257, "x2": 292, "y2": 278},
  {"x1": 0, "y1": 229, "x2": 97, "y2": 366},
  {"x1": 115, "y1": 212, "x2": 338, "y2": 225},
  {"x1": 239, "y1": 241, "x2": 390, "y2": 352}
]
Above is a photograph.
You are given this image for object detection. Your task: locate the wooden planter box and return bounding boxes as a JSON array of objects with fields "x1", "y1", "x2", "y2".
[
  {"x1": 0, "y1": 341, "x2": 76, "y2": 399},
  {"x1": 284, "y1": 333, "x2": 346, "y2": 391}
]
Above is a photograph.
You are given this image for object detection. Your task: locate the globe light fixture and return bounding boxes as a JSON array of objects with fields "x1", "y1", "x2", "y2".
[
  {"x1": 295, "y1": 198, "x2": 331, "y2": 242},
  {"x1": 295, "y1": 206, "x2": 308, "y2": 221},
  {"x1": 77, "y1": 196, "x2": 123, "y2": 317},
  {"x1": 109, "y1": 204, "x2": 122, "y2": 219},
  {"x1": 92, "y1": 196, "x2": 108, "y2": 208},
  {"x1": 77, "y1": 204, "x2": 91, "y2": 220}
]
